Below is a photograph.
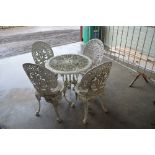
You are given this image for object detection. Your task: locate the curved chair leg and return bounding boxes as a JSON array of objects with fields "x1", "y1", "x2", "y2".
[
  {"x1": 53, "y1": 103, "x2": 62, "y2": 123},
  {"x1": 75, "y1": 92, "x2": 77, "y2": 100},
  {"x1": 99, "y1": 95, "x2": 108, "y2": 113},
  {"x1": 35, "y1": 93, "x2": 41, "y2": 117},
  {"x1": 100, "y1": 102, "x2": 108, "y2": 113},
  {"x1": 63, "y1": 87, "x2": 75, "y2": 107},
  {"x1": 83, "y1": 101, "x2": 89, "y2": 124}
]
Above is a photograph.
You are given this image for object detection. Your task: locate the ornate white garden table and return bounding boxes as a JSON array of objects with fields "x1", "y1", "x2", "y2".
[{"x1": 45, "y1": 54, "x2": 92, "y2": 106}]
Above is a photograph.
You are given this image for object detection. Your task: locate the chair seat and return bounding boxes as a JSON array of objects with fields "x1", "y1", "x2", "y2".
[
  {"x1": 39, "y1": 80, "x2": 64, "y2": 96},
  {"x1": 74, "y1": 83, "x2": 104, "y2": 100}
]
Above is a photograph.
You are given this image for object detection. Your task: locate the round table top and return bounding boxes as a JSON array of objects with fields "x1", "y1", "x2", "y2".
[{"x1": 45, "y1": 54, "x2": 92, "y2": 74}]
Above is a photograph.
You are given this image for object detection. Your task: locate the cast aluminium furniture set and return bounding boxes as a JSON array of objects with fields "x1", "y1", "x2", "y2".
[{"x1": 23, "y1": 39, "x2": 112, "y2": 124}]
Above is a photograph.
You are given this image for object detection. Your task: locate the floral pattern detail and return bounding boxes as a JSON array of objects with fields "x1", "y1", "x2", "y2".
[
  {"x1": 23, "y1": 63, "x2": 58, "y2": 94},
  {"x1": 46, "y1": 54, "x2": 92, "y2": 74},
  {"x1": 32, "y1": 41, "x2": 54, "y2": 66},
  {"x1": 75, "y1": 62, "x2": 112, "y2": 124},
  {"x1": 23, "y1": 63, "x2": 63, "y2": 122},
  {"x1": 78, "y1": 62, "x2": 112, "y2": 94},
  {"x1": 83, "y1": 39, "x2": 105, "y2": 67}
]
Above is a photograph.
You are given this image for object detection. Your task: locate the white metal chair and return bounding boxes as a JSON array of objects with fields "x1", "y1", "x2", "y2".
[
  {"x1": 32, "y1": 41, "x2": 54, "y2": 66},
  {"x1": 83, "y1": 39, "x2": 105, "y2": 67},
  {"x1": 23, "y1": 63, "x2": 64, "y2": 122},
  {"x1": 75, "y1": 62, "x2": 112, "y2": 124}
]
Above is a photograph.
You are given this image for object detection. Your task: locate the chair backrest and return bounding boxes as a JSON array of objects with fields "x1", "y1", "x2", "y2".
[
  {"x1": 23, "y1": 63, "x2": 58, "y2": 95},
  {"x1": 32, "y1": 41, "x2": 54, "y2": 66},
  {"x1": 79, "y1": 62, "x2": 112, "y2": 92},
  {"x1": 83, "y1": 39, "x2": 104, "y2": 66}
]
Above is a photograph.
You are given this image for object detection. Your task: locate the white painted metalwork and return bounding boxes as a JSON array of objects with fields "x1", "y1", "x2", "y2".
[
  {"x1": 75, "y1": 62, "x2": 112, "y2": 124},
  {"x1": 23, "y1": 63, "x2": 64, "y2": 122},
  {"x1": 45, "y1": 54, "x2": 92, "y2": 107},
  {"x1": 83, "y1": 38, "x2": 105, "y2": 67},
  {"x1": 32, "y1": 41, "x2": 54, "y2": 66}
]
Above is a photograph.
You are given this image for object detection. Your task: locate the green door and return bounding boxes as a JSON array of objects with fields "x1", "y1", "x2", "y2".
[{"x1": 82, "y1": 26, "x2": 95, "y2": 43}]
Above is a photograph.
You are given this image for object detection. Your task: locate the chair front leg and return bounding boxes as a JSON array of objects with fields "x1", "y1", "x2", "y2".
[
  {"x1": 52, "y1": 102, "x2": 62, "y2": 123},
  {"x1": 100, "y1": 102, "x2": 108, "y2": 113},
  {"x1": 99, "y1": 95, "x2": 108, "y2": 113},
  {"x1": 83, "y1": 99, "x2": 89, "y2": 124},
  {"x1": 75, "y1": 92, "x2": 78, "y2": 101},
  {"x1": 35, "y1": 92, "x2": 41, "y2": 116}
]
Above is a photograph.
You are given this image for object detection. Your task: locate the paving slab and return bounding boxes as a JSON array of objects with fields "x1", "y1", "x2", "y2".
[{"x1": 0, "y1": 26, "x2": 80, "y2": 59}]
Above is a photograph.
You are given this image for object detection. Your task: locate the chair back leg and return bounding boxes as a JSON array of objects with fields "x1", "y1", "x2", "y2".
[
  {"x1": 82, "y1": 98, "x2": 89, "y2": 124},
  {"x1": 100, "y1": 102, "x2": 108, "y2": 113},
  {"x1": 99, "y1": 95, "x2": 108, "y2": 113},
  {"x1": 35, "y1": 92, "x2": 41, "y2": 116}
]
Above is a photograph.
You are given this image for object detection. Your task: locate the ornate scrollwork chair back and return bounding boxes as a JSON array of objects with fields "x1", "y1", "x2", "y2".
[
  {"x1": 23, "y1": 63, "x2": 58, "y2": 94},
  {"x1": 23, "y1": 63, "x2": 63, "y2": 122},
  {"x1": 83, "y1": 39, "x2": 105, "y2": 67},
  {"x1": 32, "y1": 41, "x2": 54, "y2": 66},
  {"x1": 79, "y1": 62, "x2": 112, "y2": 94}
]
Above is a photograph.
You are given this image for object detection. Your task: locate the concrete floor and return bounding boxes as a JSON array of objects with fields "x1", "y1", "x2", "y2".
[{"x1": 0, "y1": 42, "x2": 155, "y2": 129}]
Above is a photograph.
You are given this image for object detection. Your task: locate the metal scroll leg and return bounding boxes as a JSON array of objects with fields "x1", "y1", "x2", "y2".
[
  {"x1": 63, "y1": 75, "x2": 75, "y2": 108},
  {"x1": 63, "y1": 87, "x2": 74, "y2": 107},
  {"x1": 75, "y1": 92, "x2": 78, "y2": 101},
  {"x1": 35, "y1": 92, "x2": 41, "y2": 117},
  {"x1": 99, "y1": 95, "x2": 108, "y2": 113},
  {"x1": 100, "y1": 102, "x2": 108, "y2": 113},
  {"x1": 72, "y1": 74, "x2": 78, "y2": 91},
  {"x1": 129, "y1": 72, "x2": 149, "y2": 87},
  {"x1": 83, "y1": 99, "x2": 89, "y2": 124},
  {"x1": 53, "y1": 102, "x2": 62, "y2": 123},
  {"x1": 81, "y1": 98, "x2": 89, "y2": 124}
]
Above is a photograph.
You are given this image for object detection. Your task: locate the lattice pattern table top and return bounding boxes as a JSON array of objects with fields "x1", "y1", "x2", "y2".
[{"x1": 45, "y1": 54, "x2": 92, "y2": 74}]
